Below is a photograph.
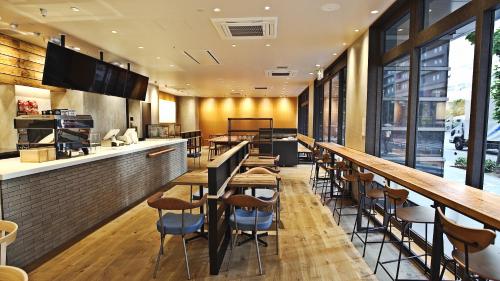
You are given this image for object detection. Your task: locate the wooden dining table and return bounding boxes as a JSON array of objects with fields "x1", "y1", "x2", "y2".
[
  {"x1": 241, "y1": 155, "x2": 278, "y2": 169},
  {"x1": 317, "y1": 142, "x2": 500, "y2": 280}
]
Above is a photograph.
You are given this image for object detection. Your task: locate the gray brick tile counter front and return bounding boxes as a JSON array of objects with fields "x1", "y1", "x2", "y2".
[{"x1": 0, "y1": 141, "x2": 187, "y2": 268}]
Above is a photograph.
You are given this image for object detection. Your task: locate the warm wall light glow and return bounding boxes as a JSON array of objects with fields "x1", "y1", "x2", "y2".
[{"x1": 159, "y1": 100, "x2": 176, "y2": 123}]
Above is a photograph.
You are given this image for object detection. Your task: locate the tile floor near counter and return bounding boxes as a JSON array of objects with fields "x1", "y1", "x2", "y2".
[{"x1": 27, "y1": 149, "x2": 424, "y2": 281}]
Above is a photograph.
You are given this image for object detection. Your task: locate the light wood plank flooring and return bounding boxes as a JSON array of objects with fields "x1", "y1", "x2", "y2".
[{"x1": 28, "y1": 161, "x2": 377, "y2": 280}]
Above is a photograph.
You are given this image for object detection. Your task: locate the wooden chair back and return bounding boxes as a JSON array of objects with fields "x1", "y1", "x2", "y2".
[
  {"x1": 297, "y1": 133, "x2": 315, "y2": 149},
  {"x1": 147, "y1": 192, "x2": 208, "y2": 211},
  {"x1": 437, "y1": 208, "x2": 496, "y2": 253},
  {"x1": 0, "y1": 266, "x2": 28, "y2": 281},
  {"x1": 358, "y1": 172, "x2": 374, "y2": 184},
  {"x1": 222, "y1": 192, "x2": 279, "y2": 208},
  {"x1": 0, "y1": 221, "x2": 18, "y2": 266},
  {"x1": 383, "y1": 185, "x2": 409, "y2": 207}
]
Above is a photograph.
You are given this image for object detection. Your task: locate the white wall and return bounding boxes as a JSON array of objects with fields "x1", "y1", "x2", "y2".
[
  {"x1": 177, "y1": 96, "x2": 199, "y2": 132},
  {"x1": 345, "y1": 31, "x2": 369, "y2": 152}
]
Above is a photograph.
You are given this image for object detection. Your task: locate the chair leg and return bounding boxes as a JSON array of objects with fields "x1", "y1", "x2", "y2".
[
  {"x1": 337, "y1": 187, "x2": 344, "y2": 226},
  {"x1": 182, "y1": 236, "x2": 191, "y2": 280},
  {"x1": 351, "y1": 196, "x2": 362, "y2": 241},
  {"x1": 395, "y1": 223, "x2": 407, "y2": 281},
  {"x1": 153, "y1": 234, "x2": 165, "y2": 279},
  {"x1": 374, "y1": 218, "x2": 388, "y2": 274},
  {"x1": 255, "y1": 232, "x2": 263, "y2": 275},
  {"x1": 362, "y1": 201, "x2": 373, "y2": 257},
  {"x1": 226, "y1": 227, "x2": 239, "y2": 272},
  {"x1": 276, "y1": 211, "x2": 279, "y2": 255}
]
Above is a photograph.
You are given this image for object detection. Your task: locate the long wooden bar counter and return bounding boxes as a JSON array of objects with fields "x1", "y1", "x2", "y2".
[{"x1": 317, "y1": 142, "x2": 500, "y2": 280}]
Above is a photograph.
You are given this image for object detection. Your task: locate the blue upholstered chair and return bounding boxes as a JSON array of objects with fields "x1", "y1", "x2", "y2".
[
  {"x1": 147, "y1": 192, "x2": 208, "y2": 279},
  {"x1": 222, "y1": 190, "x2": 279, "y2": 275}
]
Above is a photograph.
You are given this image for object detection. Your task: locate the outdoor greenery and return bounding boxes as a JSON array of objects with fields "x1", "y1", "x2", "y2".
[
  {"x1": 454, "y1": 156, "x2": 498, "y2": 172},
  {"x1": 446, "y1": 98, "x2": 465, "y2": 118}
]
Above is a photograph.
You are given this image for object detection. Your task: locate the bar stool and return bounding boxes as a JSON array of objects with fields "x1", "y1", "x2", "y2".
[
  {"x1": 333, "y1": 163, "x2": 358, "y2": 226},
  {"x1": 437, "y1": 207, "x2": 500, "y2": 281},
  {"x1": 320, "y1": 159, "x2": 348, "y2": 205},
  {"x1": 350, "y1": 170, "x2": 385, "y2": 257},
  {"x1": 207, "y1": 135, "x2": 218, "y2": 161},
  {"x1": 147, "y1": 192, "x2": 208, "y2": 279},
  {"x1": 312, "y1": 153, "x2": 331, "y2": 194},
  {"x1": 309, "y1": 148, "x2": 322, "y2": 184},
  {"x1": 375, "y1": 185, "x2": 435, "y2": 281},
  {"x1": 222, "y1": 190, "x2": 279, "y2": 275}
]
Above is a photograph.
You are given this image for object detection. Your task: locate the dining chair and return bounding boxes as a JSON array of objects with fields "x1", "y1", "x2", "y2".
[
  {"x1": 0, "y1": 220, "x2": 28, "y2": 281},
  {"x1": 222, "y1": 190, "x2": 279, "y2": 275},
  {"x1": 437, "y1": 207, "x2": 500, "y2": 281},
  {"x1": 147, "y1": 192, "x2": 208, "y2": 279}
]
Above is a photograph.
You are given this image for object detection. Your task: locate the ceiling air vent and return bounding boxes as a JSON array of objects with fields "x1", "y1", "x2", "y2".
[
  {"x1": 211, "y1": 17, "x2": 278, "y2": 40},
  {"x1": 265, "y1": 69, "x2": 298, "y2": 78}
]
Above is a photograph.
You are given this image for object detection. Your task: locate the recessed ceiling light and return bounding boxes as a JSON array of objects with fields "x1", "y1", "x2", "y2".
[
  {"x1": 354, "y1": 29, "x2": 359, "y2": 32},
  {"x1": 265, "y1": 43, "x2": 271, "y2": 47},
  {"x1": 333, "y1": 53, "x2": 338, "y2": 56},
  {"x1": 213, "y1": 7, "x2": 221, "y2": 12},
  {"x1": 169, "y1": 64, "x2": 175, "y2": 67},
  {"x1": 398, "y1": 28, "x2": 404, "y2": 32},
  {"x1": 70, "y1": 6, "x2": 80, "y2": 12},
  {"x1": 309, "y1": 72, "x2": 314, "y2": 75},
  {"x1": 73, "y1": 47, "x2": 80, "y2": 51},
  {"x1": 138, "y1": 46, "x2": 144, "y2": 49},
  {"x1": 186, "y1": 83, "x2": 190, "y2": 86},
  {"x1": 156, "y1": 56, "x2": 161, "y2": 59},
  {"x1": 370, "y1": 10, "x2": 379, "y2": 14},
  {"x1": 315, "y1": 64, "x2": 321, "y2": 67},
  {"x1": 231, "y1": 44, "x2": 236, "y2": 47},
  {"x1": 429, "y1": 9, "x2": 432, "y2": 13},
  {"x1": 264, "y1": 6, "x2": 271, "y2": 10},
  {"x1": 111, "y1": 30, "x2": 118, "y2": 34},
  {"x1": 342, "y1": 42, "x2": 347, "y2": 46},
  {"x1": 321, "y1": 3, "x2": 341, "y2": 12}
]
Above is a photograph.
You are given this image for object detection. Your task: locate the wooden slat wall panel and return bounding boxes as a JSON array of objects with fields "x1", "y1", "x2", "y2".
[
  {"x1": 0, "y1": 54, "x2": 44, "y2": 72},
  {"x1": 0, "y1": 45, "x2": 45, "y2": 64},
  {"x1": 0, "y1": 33, "x2": 46, "y2": 56},
  {"x1": 0, "y1": 64, "x2": 43, "y2": 80},
  {"x1": 0, "y1": 32, "x2": 63, "y2": 91}
]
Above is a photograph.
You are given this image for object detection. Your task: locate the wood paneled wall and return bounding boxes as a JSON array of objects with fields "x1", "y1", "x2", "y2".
[
  {"x1": 0, "y1": 33, "x2": 61, "y2": 91},
  {"x1": 198, "y1": 97, "x2": 297, "y2": 142}
]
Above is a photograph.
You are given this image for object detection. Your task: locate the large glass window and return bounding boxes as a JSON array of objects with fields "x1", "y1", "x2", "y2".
[
  {"x1": 424, "y1": 0, "x2": 471, "y2": 28},
  {"x1": 330, "y1": 75, "x2": 340, "y2": 143},
  {"x1": 380, "y1": 55, "x2": 410, "y2": 165},
  {"x1": 384, "y1": 14, "x2": 410, "y2": 52},
  {"x1": 483, "y1": 9, "x2": 500, "y2": 195},
  {"x1": 298, "y1": 89, "x2": 309, "y2": 135},
  {"x1": 415, "y1": 21, "x2": 475, "y2": 183},
  {"x1": 322, "y1": 80, "x2": 330, "y2": 141}
]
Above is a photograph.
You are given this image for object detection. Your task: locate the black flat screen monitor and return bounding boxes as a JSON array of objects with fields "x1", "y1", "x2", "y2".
[{"x1": 124, "y1": 72, "x2": 149, "y2": 101}]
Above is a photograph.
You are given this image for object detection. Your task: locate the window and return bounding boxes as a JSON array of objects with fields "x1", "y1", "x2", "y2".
[
  {"x1": 330, "y1": 75, "x2": 340, "y2": 143},
  {"x1": 380, "y1": 55, "x2": 410, "y2": 165},
  {"x1": 322, "y1": 80, "x2": 331, "y2": 141},
  {"x1": 298, "y1": 88, "x2": 309, "y2": 135},
  {"x1": 415, "y1": 21, "x2": 475, "y2": 182},
  {"x1": 424, "y1": 0, "x2": 471, "y2": 28},
  {"x1": 384, "y1": 14, "x2": 410, "y2": 52},
  {"x1": 483, "y1": 9, "x2": 500, "y2": 195}
]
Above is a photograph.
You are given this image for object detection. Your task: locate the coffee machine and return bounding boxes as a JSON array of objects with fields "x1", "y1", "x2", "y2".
[{"x1": 14, "y1": 114, "x2": 94, "y2": 159}]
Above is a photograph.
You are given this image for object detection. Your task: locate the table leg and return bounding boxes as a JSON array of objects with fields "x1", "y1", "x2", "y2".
[
  {"x1": 186, "y1": 185, "x2": 208, "y2": 243},
  {"x1": 430, "y1": 202, "x2": 443, "y2": 280}
]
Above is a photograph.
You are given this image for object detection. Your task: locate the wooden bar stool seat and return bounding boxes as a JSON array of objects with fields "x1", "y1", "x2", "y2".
[
  {"x1": 438, "y1": 207, "x2": 500, "y2": 281},
  {"x1": 452, "y1": 246, "x2": 500, "y2": 280},
  {"x1": 0, "y1": 266, "x2": 28, "y2": 281},
  {"x1": 366, "y1": 188, "x2": 384, "y2": 200},
  {"x1": 396, "y1": 206, "x2": 435, "y2": 224}
]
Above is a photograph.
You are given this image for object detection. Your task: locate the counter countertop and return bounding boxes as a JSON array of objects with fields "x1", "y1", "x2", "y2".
[{"x1": 0, "y1": 139, "x2": 187, "y2": 181}]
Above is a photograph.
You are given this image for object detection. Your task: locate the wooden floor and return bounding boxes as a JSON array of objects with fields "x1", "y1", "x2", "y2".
[{"x1": 28, "y1": 156, "x2": 378, "y2": 280}]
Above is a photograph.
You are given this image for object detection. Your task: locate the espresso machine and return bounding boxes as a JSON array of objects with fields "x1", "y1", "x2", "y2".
[{"x1": 14, "y1": 114, "x2": 94, "y2": 159}]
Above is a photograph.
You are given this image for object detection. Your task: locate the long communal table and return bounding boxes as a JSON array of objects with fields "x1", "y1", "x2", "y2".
[{"x1": 317, "y1": 142, "x2": 500, "y2": 280}]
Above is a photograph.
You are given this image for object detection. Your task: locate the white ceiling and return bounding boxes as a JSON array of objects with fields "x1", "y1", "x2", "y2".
[{"x1": 0, "y1": 0, "x2": 394, "y2": 97}]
